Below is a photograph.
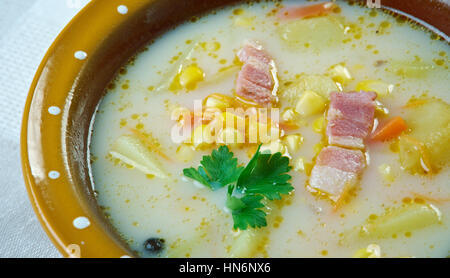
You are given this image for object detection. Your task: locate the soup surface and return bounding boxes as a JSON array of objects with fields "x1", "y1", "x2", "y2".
[{"x1": 90, "y1": 0, "x2": 450, "y2": 258}]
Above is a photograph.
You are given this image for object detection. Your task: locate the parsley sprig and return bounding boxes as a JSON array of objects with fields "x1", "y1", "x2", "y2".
[
  {"x1": 183, "y1": 145, "x2": 294, "y2": 230},
  {"x1": 183, "y1": 146, "x2": 244, "y2": 190}
]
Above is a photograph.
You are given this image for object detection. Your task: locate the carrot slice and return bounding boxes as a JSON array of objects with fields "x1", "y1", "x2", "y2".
[
  {"x1": 371, "y1": 116, "x2": 407, "y2": 141},
  {"x1": 277, "y1": 2, "x2": 336, "y2": 20},
  {"x1": 279, "y1": 121, "x2": 300, "y2": 131}
]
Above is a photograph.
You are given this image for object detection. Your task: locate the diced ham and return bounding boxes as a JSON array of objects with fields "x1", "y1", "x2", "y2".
[
  {"x1": 238, "y1": 42, "x2": 272, "y2": 64},
  {"x1": 235, "y1": 41, "x2": 276, "y2": 105},
  {"x1": 240, "y1": 58, "x2": 273, "y2": 89},
  {"x1": 309, "y1": 146, "x2": 366, "y2": 203},
  {"x1": 326, "y1": 91, "x2": 377, "y2": 149}
]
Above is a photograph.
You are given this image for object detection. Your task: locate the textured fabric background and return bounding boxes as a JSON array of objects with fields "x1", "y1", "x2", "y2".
[{"x1": 0, "y1": 0, "x2": 89, "y2": 258}]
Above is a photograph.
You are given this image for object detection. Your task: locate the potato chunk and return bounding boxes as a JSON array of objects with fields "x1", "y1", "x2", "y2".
[
  {"x1": 109, "y1": 135, "x2": 167, "y2": 178},
  {"x1": 281, "y1": 74, "x2": 338, "y2": 106},
  {"x1": 295, "y1": 90, "x2": 326, "y2": 116},
  {"x1": 228, "y1": 229, "x2": 259, "y2": 258},
  {"x1": 399, "y1": 98, "x2": 450, "y2": 173},
  {"x1": 352, "y1": 204, "x2": 442, "y2": 239},
  {"x1": 278, "y1": 16, "x2": 345, "y2": 50}
]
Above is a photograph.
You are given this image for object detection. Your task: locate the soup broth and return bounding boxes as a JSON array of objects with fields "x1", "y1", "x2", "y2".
[{"x1": 90, "y1": 0, "x2": 450, "y2": 257}]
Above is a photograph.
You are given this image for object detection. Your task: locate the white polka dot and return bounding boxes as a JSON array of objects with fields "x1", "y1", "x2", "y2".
[
  {"x1": 120, "y1": 255, "x2": 132, "y2": 258},
  {"x1": 48, "y1": 106, "x2": 61, "y2": 115},
  {"x1": 74, "y1": 50, "x2": 87, "y2": 60},
  {"x1": 117, "y1": 5, "x2": 128, "y2": 14},
  {"x1": 73, "y1": 216, "x2": 90, "y2": 230},
  {"x1": 48, "y1": 171, "x2": 60, "y2": 179}
]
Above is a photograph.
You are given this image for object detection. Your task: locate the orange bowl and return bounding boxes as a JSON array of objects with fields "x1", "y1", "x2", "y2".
[{"x1": 21, "y1": 0, "x2": 449, "y2": 258}]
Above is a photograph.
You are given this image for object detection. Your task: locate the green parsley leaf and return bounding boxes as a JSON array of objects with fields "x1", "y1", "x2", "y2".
[
  {"x1": 183, "y1": 146, "x2": 244, "y2": 190},
  {"x1": 227, "y1": 185, "x2": 267, "y2": 230},
  {"x1": 237, "y1": 145, "x2": 293, "y2": 200},
  {"x1": 183, "y1": 145, "x2": 294, "y2": 231}
]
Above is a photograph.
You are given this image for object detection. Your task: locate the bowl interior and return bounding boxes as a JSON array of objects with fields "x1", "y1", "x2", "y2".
[{"x1": 22, "y1": 0, "x2": 449, "y2": 257}]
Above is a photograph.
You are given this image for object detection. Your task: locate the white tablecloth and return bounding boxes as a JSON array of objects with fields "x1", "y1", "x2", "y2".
[{"x1": 0, "y1": 0, "x2": 90, "y2": 258}]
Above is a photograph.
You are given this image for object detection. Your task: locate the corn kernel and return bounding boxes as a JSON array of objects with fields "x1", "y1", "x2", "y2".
[
  {"x1": 260, "y1": 140, "x2": 286, "y2": 154},
  {"x1": 281, "y1": 108, "x2": 297, "y2": 123},
  {"x1": 312, "y1": 116, "x2": 325, "y2": 133},
  {"x1": 179, "y1": 65, "x2": 204, "y2": 90},
  {"x1": 295, "y1": 90, "x2": 326, "y2": 117},
  {"x1": 283, "y1": 134, "x2": 304, "y2": 153},
  {"x1": 191, "y1": 124, "x2": 215, "y2": 149},
  {"x1": 176, "y1": 144, "x2": 195, "y2": 162},
  {"x1": 328, "y1": 64, "x2": 353, "y2": 85},
  {"x1": 378, "y1": 163, "x2": 395, "y2": 182},
  {"x1": 204, "y1": 94, "x2": 233, "y2": 110},
  {"x1": 353, "y1": 244, "x2": 381, "y2": 258},
  {"x1": 293, "y1": 157, "x2": 313, "y2": 175},
  {"x1": 356, "y1": 80, "x2": 394, "y2": 97}
]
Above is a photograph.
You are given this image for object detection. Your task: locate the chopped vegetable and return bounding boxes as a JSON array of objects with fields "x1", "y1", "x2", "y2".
[
  {"x1": 350, "y1": 203, "x2": 442, "y2": 239},
  {"x1": 292, "y1": 156, "x2": 313, "y2": 175},
  {"x1": 278, "y1": 16, "x2": 346, "y2": 50},
  {"x1": 281, "y1": 108, "x2": 297, "y2": 123},
  {"x1": 228, "y1": 229, "x2": 259, "y2": 258},
  {"x1": 281, "y1": 74, "x2": 338, "y2": 106},
  {"x1": 176, "y1": 144, "x2": 195, "y2": 162},
  {"x1": 353, "y1": 244, "x2": 381, "y2": 258},
  {"x1": 398, "y1": 135, "x2": 433, "y2": 174},
  {"x1": 371, "y1": 116, "x2": 407, "y2": 141},
  {"x1": 277, "y1": 2, "x2": 336, "y2": 20},
  {"x1": 191, "y1": 124, "x2": 215, "y2": 149},
  {"x1": 283, "y1": 134, "x2": 304, "y2": 153},
  {"x1": 183, "y1": 145, "x2": 244, "y2": 190},
  {"x1": 378, "y1": 163, "x2": 395, "y2": 182},
  {"x1": 388, "y1": 59, "x2": 435, "y2": 78},
  {"x1": 312, "y1": 116, "x2": 325, "y2": 133},
  {"x1": 399, "y1": 98, "x2": 450, "y2": 173},
  {"x1": 260, "y1": 140, "x2": 286, "y2": 155},
  {"x1": 157, "y1": 42, "x2": 198, "y2": 92},
  {"x1": 109, "y1": 135, "x2": 167, "y2": 178},
  {"x1": 328, "y1": 64, "x2": 353, "y2": 85},
  {"x1": 295, "y1": 90, "x2": 327, "y2": 116},
  {"x1": 356, "y1": 80, "x2": 394, "y2": 97},
  {"x1": 204, "y1": 93, "x2": 234, "y2": 110},
  {"x1": 278, "y1": 121, "x2": 300, "y2": 132},
  {"x1": 179, "y1": 65, "x2": 205, "y2": 90}
]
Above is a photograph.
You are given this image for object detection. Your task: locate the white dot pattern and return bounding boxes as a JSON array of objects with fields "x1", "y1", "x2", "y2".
[
  {"x1": 48, "y1": 171, "x2": 60, "y2": 179},
  {"x1": 73, "y1": 216, "x2": 90, "y2": 230},
  {"x1": 74, "y1": 50, "x2": 87, "y2": 60},
  {"x1": 48, "y1": 106, "x2": 61, "y2": 115},
  {"x1": 117, "y1": 5, "x2": 128, "y2": 14}
]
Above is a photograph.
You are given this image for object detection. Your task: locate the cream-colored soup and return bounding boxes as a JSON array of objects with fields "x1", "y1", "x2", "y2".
[{"x1": 90, "y1": 0, "x2": 450, "y2": 258}]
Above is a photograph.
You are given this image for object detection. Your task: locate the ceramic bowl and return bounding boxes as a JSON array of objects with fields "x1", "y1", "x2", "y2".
[{"x1": 21, "y1": 0, "x2": 449, "y2": 258}]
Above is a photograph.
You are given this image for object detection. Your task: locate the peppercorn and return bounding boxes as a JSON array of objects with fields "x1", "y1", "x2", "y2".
[{"x1": 143, "y1": 238, "x2": 165, "y2": 254}]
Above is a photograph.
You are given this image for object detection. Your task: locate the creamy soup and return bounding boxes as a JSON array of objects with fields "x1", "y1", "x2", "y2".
[{"x1": 90, "y1": 0, "x2": 450, "y2": 258}]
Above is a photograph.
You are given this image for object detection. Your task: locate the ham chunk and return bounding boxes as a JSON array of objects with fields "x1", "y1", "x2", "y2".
[
  {"x1": 236, "y1": 41, "x2": 276, "y2": 105},
  {"x1": 309, "y1": 146, "x2": 366, "y2": 203},
  {"x1": 326, "y1": 91, "x2": 377, "y2": 149}
]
